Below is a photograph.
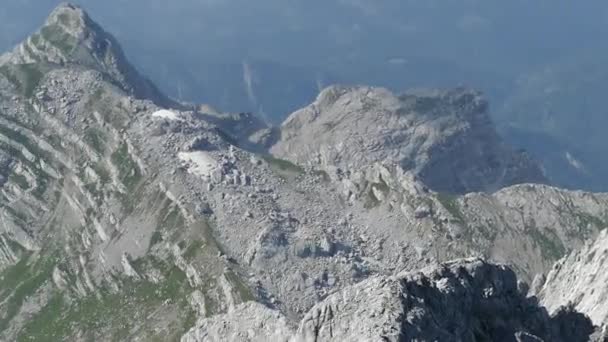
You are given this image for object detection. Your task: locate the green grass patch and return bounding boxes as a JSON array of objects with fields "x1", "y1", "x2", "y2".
[
  {"x1": 574, "y1": 212, "x2": 606, "y2": 236},
  {"x1": 83, "y1": 128, "x2": 107, "y2": 153},
  {"x1": 0, "y1": 253, "x2": 57, "y2": 332},
  {"x1": 4, "y1": 206, "x2": 29, "y2": 224},
  {"x1": 92, "y1": 163, "x2": 111, "y2": 185},
  {"x1": 40, "y1": 24, "x2": 77, "y2": 56},
  {"x1": 528, "y1": 227, "x2": 566, "y2": 261},
  {"x1": 111, "y1": 143, "x2": 141, "y2": 191},
  {"x1": 0, "y1": 64, "x2": 48, "y2": 98},
  {"x1": 29, "y1": 34, "x2": 42, "y2": 48},
  {"x1": 149, "y1": 231, "x2": 163, "y2": 249},
  {"x1": 18, "y1": 257, "x2": 197, "y2": 341},
  {"x1": 57, "y1": 13, "x2": 74, "y2": 28},
  {"x1": 9, "y1": 173, "x2": 30, "y2": 190},
  {"x1": 262, "y1": 155, "x2": 304, "y2": 181},
  {"x1": 436, "y1": 193, "x2": 466, "y2": 224},
  {"x1": 263, "y1": 155, "x2": 304, "y2": 173},
  {"x1": 45, "y1": 134, "x2": 63, "y2": 149},
  {"x1": 214, "y1": 128, "x2": 239, "y2": 147}
]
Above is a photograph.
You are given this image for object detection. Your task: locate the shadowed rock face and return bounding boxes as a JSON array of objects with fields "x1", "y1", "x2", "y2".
[
  {"x1": 271, "y1": 85, "x2": 546, "y2": 194},
  {"x1": 182, "y1": 259, "x2": 600, "y2": 342}
]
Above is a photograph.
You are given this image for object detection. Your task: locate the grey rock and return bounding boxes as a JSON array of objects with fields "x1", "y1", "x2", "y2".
[
  {"x1": 183, "y1": 259, "x2": 600, "y2": 342},
  {"x1": 0, "y1": 2, "x2": 173, "y2": 107},
  {"x1": 271, "y1": 85, "x2": 547, "y2": 194},
  {"x1": 293, "y1": 258, "x2": 597, "y2": 342},
  {"x1": 181, "y1": 302, "x2": 293, "y2": 342},
  {"x1": 536, "y1": 229, "x2": 608, "y2": 327}
]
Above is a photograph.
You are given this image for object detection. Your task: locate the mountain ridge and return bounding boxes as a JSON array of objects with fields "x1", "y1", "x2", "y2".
[
  {"x1": 0, "y1": 3, "x2": 605, "y2": 341},
  {"x1": 0, "y1": 2, "x2": 173, "y2": 107}
]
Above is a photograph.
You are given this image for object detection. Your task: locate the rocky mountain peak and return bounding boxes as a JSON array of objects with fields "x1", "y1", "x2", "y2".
[
  {"x1": 0, "y1": 2, "x2": 172, "y2": 105},
  {"x1": 271, "y1": 85, "x2": 546, "y2": 194},
  {"x1": 3, "y1": 2, "x2": 109, "y2": 65},
  {"x1": 45, "y1": 3, "x2": 89, "y2": 35}
]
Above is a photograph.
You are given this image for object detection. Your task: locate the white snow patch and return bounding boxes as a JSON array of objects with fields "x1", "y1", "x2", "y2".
[
  {"x1": 178, "y1": 151, "x2": 218, "y2": 178},
  {"x1": 152, "y1": 109, "x2": 181, "y2": 121}
]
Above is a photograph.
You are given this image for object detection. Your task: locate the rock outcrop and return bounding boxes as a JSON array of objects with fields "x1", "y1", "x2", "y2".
[
  {"x1": 181, "y1": 302, "x2": 294, "y2": 342},
  {"x1": 536, "y1": 229, "x2": 608, "y2": 327},
  {"x1": 271, "y1": 86, "x2": 547, "y2": 194},
  {"x1": 0, "y1": 2, "x2": 172, "y2": 106},
  {"x1": 183, "y1": 258, "x2": 600, "y2": 342}
]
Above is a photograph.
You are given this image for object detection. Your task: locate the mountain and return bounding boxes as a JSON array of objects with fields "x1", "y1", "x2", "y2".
[
  {"x1": 271, "y1": 85, "x2": 546, "y2": 194},
  {"x1": 3, "y1": 1, "x2": 608, "y2": 194},
  {"x1": 0, "y1": 2, "x2": 172, "y2": 107},
  {"x1": 495, "y1": 55, "x2": 608, "y2": 192},
  {"x1": 0, "y1": 3, "x2": 607, "y2": 341}
]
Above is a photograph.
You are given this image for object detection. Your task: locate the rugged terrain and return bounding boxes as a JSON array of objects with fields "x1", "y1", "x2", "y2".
[
  {"x1": 183, "y1": 258, "x2": 602, "y2": 342},
  {"x1": 535, "y1": 229, "x2": 608, "y2": 328},
  {"x1": 0, "y1": 3, "x2": 606, "y2": 341}
]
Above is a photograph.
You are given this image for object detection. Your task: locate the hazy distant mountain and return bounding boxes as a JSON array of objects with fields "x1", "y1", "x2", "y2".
[{"x1": 496, "y1": 54, "x2": 608, "y2": 191}]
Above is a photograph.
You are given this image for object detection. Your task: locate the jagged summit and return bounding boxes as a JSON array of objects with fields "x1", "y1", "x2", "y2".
[{"x1": 0, "y1": 2, "x2": 172, "y2": 106}]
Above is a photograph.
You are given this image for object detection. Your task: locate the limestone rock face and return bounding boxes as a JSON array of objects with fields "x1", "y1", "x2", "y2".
[
  {"x1": 0, "y1": 2, "x2": 172, "y2": 106},
  {"x1": 294, "y1": 258, "x2": 598, "y2": 342},
  {"x1": 182, "y1": 259, "x2": 600, "y2": 342},
  {"x1": 536, "y1": 229, "x2": 608, "y2": 327},
  {"x1": 271, "y1": 86, "x2": 546, "y2": 194},
  {"x1": 181, "y1": 302, "x2": 294, "y2": 342}
]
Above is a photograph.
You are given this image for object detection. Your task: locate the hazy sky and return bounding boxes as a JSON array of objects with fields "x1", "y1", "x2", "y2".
[{"x1": 2, "y1": 0, "x2": 608, "y2": 72}]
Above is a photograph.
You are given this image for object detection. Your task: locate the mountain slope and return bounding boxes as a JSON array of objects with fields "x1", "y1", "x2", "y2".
[{"x1": 0, "y1": 3, "x2": 607, "y2": 341}]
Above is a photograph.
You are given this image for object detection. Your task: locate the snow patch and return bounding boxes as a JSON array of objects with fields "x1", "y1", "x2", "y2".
[
  {"x1": 178, "y1": 151, "x2": 218, "y2": 178},
  {"x1": 152, "y1": 109, "x2": 181, "y2": 121}
]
